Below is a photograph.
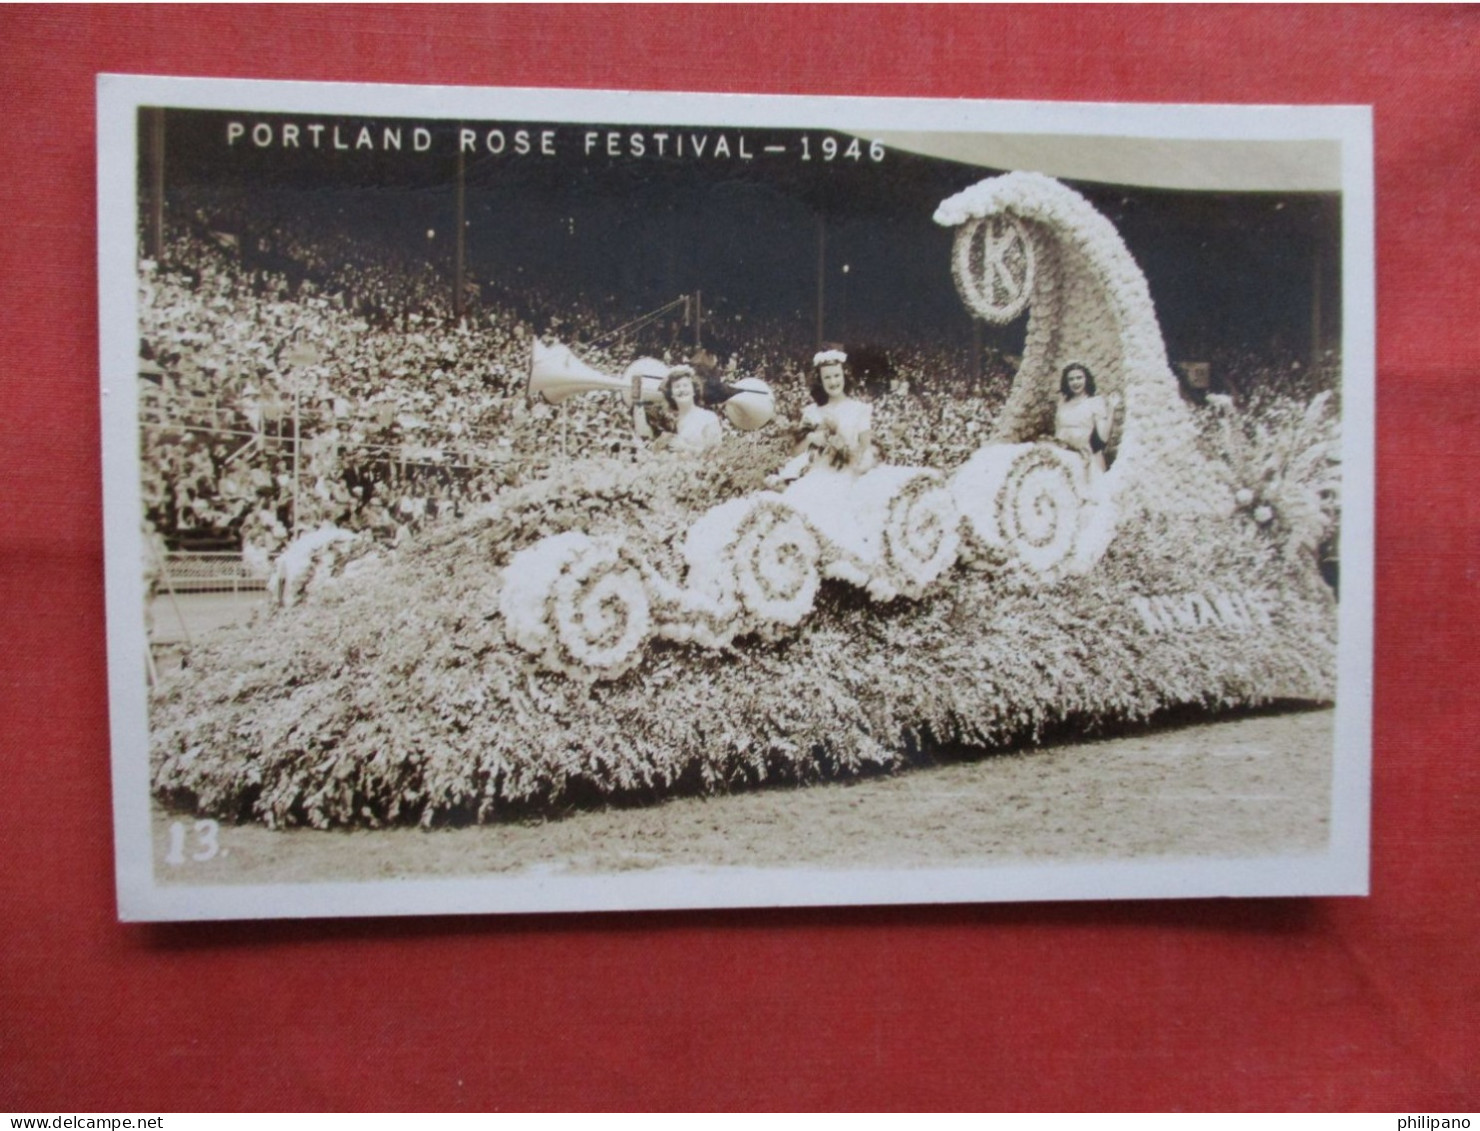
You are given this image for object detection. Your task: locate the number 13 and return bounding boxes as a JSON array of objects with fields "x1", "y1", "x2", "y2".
[{"x1": 165, "y1": 819, "x2": 220, "y2": 865}]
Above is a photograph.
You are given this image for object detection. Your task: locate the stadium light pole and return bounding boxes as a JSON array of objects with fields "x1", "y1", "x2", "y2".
[
  {"x1": 283, "y1": 339, "x2": 322, "y2": 538},
  {"x1": 1310, "y1": 234, "x2": 1322, "y2": 373},
  {"x1": 815, "y1": 213, "x2": 826, "y2": 347},
  {"x1": 454, "y1": 138, "x2": 466, "y2": 321},
  {"x1": 840, "y1": 263, "x2": 849, "y2": 341},
  {"x1": 292, "y1": 380, "x2": 300, "y2": 537},
  {"x1": 148, "y1": 108, "x2": 166, "y2": 263}
]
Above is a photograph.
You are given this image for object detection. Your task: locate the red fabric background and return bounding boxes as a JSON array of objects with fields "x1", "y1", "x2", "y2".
[{"x1": 1, "y1": 4, "x2": 1475, "y2": 1112}]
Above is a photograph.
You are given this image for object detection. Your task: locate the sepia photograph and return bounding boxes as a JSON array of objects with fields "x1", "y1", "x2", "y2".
[{"x1": 98, "y1": 77, "x2": 1373, "y2": 920}]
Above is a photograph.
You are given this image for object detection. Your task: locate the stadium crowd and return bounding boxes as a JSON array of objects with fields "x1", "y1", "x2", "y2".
[{"x1": 139, "y1": 189, "x2": 1339, "y2": 568}]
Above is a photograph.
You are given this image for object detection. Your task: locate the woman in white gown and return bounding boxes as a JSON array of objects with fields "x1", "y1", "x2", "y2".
[
  {"x1": 1053, "y1": 362, "x2": 1114, "y2": 475},
  {"x1": 804, "y1": 350, "x2": 876, "y2": 472},
  {"x1": 773, "y1": 349, "x2": 883, "y2": 560},
  {"x1": 774, "y1": 349, "x2": 876, "y2": 482}
]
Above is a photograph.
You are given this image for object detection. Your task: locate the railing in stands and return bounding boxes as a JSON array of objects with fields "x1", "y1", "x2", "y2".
[{"x1": 162, "y1": 552, "x2": 268, "y2": 594}]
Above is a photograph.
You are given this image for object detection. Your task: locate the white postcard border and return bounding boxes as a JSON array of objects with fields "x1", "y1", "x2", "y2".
[{"x1": 98, "y1": 74, "x2": 1374, "y2": 921}]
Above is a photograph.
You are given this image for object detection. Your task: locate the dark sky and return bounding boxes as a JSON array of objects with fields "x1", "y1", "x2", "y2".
[{"x1": 148, "y1": 107, "x2": 1341, "y2": 362}]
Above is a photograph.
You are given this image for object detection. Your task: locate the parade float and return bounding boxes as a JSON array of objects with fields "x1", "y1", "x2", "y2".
[{"x1": 150, "y1": 173, "x2": 1340, "y2": 829}]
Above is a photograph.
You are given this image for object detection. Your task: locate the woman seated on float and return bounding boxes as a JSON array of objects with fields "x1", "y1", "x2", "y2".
[
  {"x1": 632, "y1": 364, "x2": 724, "y2": 455},
  {"x1": 1053, "y1": 362, "x2": 1116, "y2": 475},
  {"x1": 774, "y1": 349, "x2": 876, "y2": 482}
]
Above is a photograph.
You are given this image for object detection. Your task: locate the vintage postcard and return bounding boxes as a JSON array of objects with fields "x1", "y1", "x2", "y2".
[{"x1": 98, "y1": 76, "x2": 1373, "y2": 920}]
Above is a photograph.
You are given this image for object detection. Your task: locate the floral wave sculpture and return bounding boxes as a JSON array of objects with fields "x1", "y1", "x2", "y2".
[{"x1": 937, "y1": 172, "x2": 1234, "y2": 578}]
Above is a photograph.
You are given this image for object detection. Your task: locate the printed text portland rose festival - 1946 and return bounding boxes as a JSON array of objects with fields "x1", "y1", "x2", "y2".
[{"x1": 224, "y1": 121, "x2": 885, "y2": 163}]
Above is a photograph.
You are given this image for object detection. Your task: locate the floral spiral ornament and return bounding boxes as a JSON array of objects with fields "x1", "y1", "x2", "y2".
[
  {"x1": 551, "y1": 543, "x2": 652, "y2": 676},
  {"x1": 998, "y1": 448, "x2": 1082, "y2": 573},
  {"x1": 500, "y1": 531, "x2": 652, "y2": 680},
  {"x1": 951, "y1": 213, "x2": 1036, "y2": 323},
  {"x1": 879, "y1": 474, "x2": 961, "y2": 599},
  {"x1": 729, "y1": 499, "x2": 822, "y2": 628},
  {"x1": 951, "y1": 443, "x2": 1087, "y2": 578}
]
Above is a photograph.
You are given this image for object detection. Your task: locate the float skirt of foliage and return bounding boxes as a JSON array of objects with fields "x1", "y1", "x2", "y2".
[{"x1": 149, "y1": 446, "x2": 1336, "y2": 830}]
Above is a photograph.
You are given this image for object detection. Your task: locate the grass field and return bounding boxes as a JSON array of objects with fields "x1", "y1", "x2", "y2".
[
  {"x1": 151, "y1": 705, "x2": 1333, "y2": 885},
  {"x1": 149, "y1": 590, "x2": 264, "y2": 674}
]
